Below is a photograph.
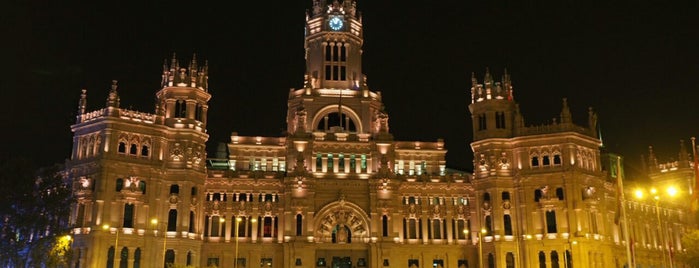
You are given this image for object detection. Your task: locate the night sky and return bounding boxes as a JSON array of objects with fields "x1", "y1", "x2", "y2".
[{"x1": 6, "y1": 1, "x2": 699, "y2": 179}]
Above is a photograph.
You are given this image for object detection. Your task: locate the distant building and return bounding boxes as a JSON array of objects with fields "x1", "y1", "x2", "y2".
[{"x1": 65, "y1": 1, "x2": 694, "y2": 268}]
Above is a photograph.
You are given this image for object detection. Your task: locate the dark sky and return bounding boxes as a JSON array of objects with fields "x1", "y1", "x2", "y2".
[{"x1": 5, "y1": 1, "x2": 699, "y2": 179}]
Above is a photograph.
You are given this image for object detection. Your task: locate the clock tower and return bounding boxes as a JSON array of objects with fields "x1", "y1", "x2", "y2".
[{"x1": 304, "y1": 0, "x2": 363, "y2": 90}]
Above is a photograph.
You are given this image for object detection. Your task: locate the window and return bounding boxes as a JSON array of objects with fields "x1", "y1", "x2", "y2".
[
  {"x1": 485, "y1": 215, "x2": 493, "y2": 235},
  {"x1": 531, "y1": 156, "x2": 539, "y2": 167},
  {"x1": 556, "y1": 187, "x2": 564, "y2": 200},
  {"x1": 316, "y1": 153, "x2": 322, "y2": 171},
  {"x1": 119, "y1": 247, "x2": 128, "y2": 268},
  {"x1": 211, "y1": 216, "x2": 221, "y2": 237},
  {"x1": 167, "y1": 209, "x2": 177, "y2": 232},
  {"x1": 106, "y1": 247, "x2": 115, "y2": 268},
  {"x1": 458, "y1": 260, "x2": 468, "y2": 268},
  {"x1": 502, "y1": 191, "x2": 510, "y2": 201},
  {"x1": 483, "y1": 192, "x2": 491, "y2": 202},
  {"x1": 129, "y1": 144, "x2": 138, "y2": 155},
  {"x1": 262, "y1": 216, "x2": 273, "y2": 237},
  {"x1": 456, "y1": 219, "x2": 466, "y2": 239},
  {"x1": 327, "y1": 154, "x2": 333, "y2": 171},
  {"x1": 408, "y1": 259, "x2": 419, "y2": 267},
  {"x1": 141, "y1": 145, "x2": 149, "y2": 156},
  {"x1": 169, "y1": 184, "x2": 179, "y2": 194},
  {"x1": 538, "y1": 251, "x2": 546, "y2": 268},
  {"x1": 116, "y1": 178, "x2": 124, "y2": 192},
  {"x1": 488, "y1": 254, "x2": 494, "y2": 268},
  {"x1": 543, "y1": 155, "x2": 550, "y2": 166},
  {"x1": 350, "y1": 154, "x2": 356, "y2": 171},
  {"x1": 504, "y1": 214, "x2": 513, "y2": 235},
  {"x1": 118, "y1": 142, "x2": 126, "y2": 153},
  {"x1": 206, "y1": 257, "x2": 219, "y2": 267},
  {"x1": 496, "y1": 111, "x2": 506, "y2": 129},
  {"x1": 175, "y1": 100, "x2": 186, "y2": 118},
  {"x1": 382, "y1": 215, "x2": 389, "y2": 237},
  {"x1": 478, "y1": 114, "x2": 487, "y2": 130},
  {"x1": 565, "y1": 250, "x2": 572, "y2": 268},
  {"x1": 433, "y1": 259, "x2": 444, "y2": 268},
  {"x1": 133, "y1": 248, "x2": 141, "y2": 268},
  {"x1": 187, "y1": 252, "x2": 193, "y2": 266},
  {"x1": 138, "y1": 181, "x2": 146, "y2": 194},
  {"x1": 551, "y1": 251, "x2": 560, "y2": 268},
  {"x1": 360, "y1": 154, "x2": 367, "y2": 172},
  {"x1": 506, "y1": 252, "x2": 514, "y2": 268},
  {"x1": 553, "y1": 154, "x2": 562, "y2": 165},
  {"x1": 296, "y1": 214, "x2": 303, "y2": 236},
  {"x1": 189, "y1": 211, "x2": 195, "y2": 233},
  {"x1": 546, "y1": 210, "x2": 557, "y2": 233},
  {"x1": 405, "y1": 218, "x2": 418, "y2": 239}
]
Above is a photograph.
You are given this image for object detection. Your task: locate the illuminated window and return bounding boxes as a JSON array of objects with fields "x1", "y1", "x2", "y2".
[
  {"x1": 397, "y1": 160, "x2": 404, "y2": 175},
  {"x1": 316, "y1": 153, "x2": 322, "y2": 171},
  {"x1": 361, "y1": 154, "x2": 367, "y2": 172},
  {"x1": 261, "y1": 158, "x2": 267, "y2": 171},
  {"x1": 327, "y1": 154, "x2": 333, "y2": 171},
  {"x1": 350, "y1": 154, "x2": 356, "y2": 171},
  {"x1": 409, "y1": 161, "x2": 415, "y2": 175},
  {"x1": 272, "y1": 158, "x2": 279, "y2": 171}
]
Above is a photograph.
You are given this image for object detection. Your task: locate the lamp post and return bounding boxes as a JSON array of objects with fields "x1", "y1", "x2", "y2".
[
  {"x1": 234, "y1": 217, "x2": 242, "y2": 268},
  {"x1": 466, "y1": 228, "x2": 487, "y2": 268},
  {"x1": 102, "y1": 224, "x2": 119, "y2": 267},
  {"x1": 151, "y1": 218, "x2": 167, "y2": 267},
  {"x1": 634, "y1": 186, "x2": 678, "y2": 268}
]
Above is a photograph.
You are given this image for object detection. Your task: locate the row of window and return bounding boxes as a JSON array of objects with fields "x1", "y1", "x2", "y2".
[
  {"x1": 402, "y1": 196, "x2": 469, "y2": 206},
  {"x1": 244, "y1": 157, "x2": 285, "y2": 172},
  {"x1": 315, "y1": 153, "x2": 367, "y2": 172},
  {"x1": 531, "y1": 154, "x2": 562, "y2": 167},
  {"x1": 117, "y1": 141, "x2": 150, "y2": 157},
  {"x1": 395, "y1": 160, "x2": 427, "y2": 175},
  {"x1": 204, "y1": 215, "x2": 278, "y2": 238},
  {"x1": 104, "y1": 247, "x2": 191, "y2": 268},
  {"x1": 206, "y1": 192, "x2": 280, "y2": 202},
  {"x1": 476, "y1": 111, "x2": 507, "y2": 131},
  {"x1": 324, "y1": 42, "x2": 348, "y2": 81}
]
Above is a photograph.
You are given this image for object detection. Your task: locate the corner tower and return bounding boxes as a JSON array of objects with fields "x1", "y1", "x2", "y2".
[{"x1": 468, "y1": 68, "x2": 517, "y2": 141}]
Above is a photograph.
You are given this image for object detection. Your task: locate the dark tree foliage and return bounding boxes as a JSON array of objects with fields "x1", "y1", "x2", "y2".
[{"x1": 0, "y1": 157, "x2": 75, "y2": 267}]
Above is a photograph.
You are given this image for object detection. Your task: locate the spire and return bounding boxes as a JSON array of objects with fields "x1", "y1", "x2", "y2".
[
  {"x1": 106, "y1": 80, "x2": 120, "y2": 108},
  {"x1": 587, "y1": 107, "x2": 598, "y2": 134},
  {"x1": 560, "y1": 98, "x2": 572, "y2": 124},
  {"x1": 78, "y1": 89, "x2": 87, "y2": 115},
  {"x1": 503, "y1": 68, "x2": 513, "y2": 101}
]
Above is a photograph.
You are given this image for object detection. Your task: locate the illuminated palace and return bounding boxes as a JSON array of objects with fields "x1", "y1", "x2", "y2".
[{"x1": 66, "y1": 0, "x2": 694, "y2": 267}]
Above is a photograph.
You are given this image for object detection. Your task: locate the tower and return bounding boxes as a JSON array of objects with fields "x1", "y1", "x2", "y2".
[{"x1": 67, "y1": 54, "x2": 210, "y2": 267}]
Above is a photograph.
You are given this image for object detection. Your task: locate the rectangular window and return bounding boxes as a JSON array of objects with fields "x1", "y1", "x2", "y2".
[
  {"x1": 350, "y1": 154, "x2": 356, "y2": 171},
  {"x1": 397, "y1": 160, "x2": 404, "y2": 175},
  {"x1": 207, "y1": 258, "x2": 219, "y2": 267},
  {"x1": 361, "y1": 154, "x2": 367, "y2": 172},
  {"x1": 338, "y1": 154, "x2": 345, "y2": 171},
  {"x1": 408, "y1": 219, "x2": 418, "y2": 239},
  {"x1": 325, "y1": 65, "x2": 331, "y2": 80},
  {"x1": 261, "y1": 158, "x2": 268, "y2": 171},
  {"x1": 272, "y1": 158, "x2": 279, "y2": 171},
  {"x1": 546, "y1": 210, "x2": 558, "y2": 233},
  {"x1": 327, "y1": 154, "x2": 333, "y2": 171},
  {"x1": 123, "y1": 203, "x2": 134, "y2": 228},
  {"x1": 332, "y1": 66, "x2": 339, "y2": 80},
  {"x1": 478, "y1": 114, "x2": 487, "y2": 130},
  {"x1": 409, "y1": 161, "x2": 415, "y2": 175},
  {"x1": 340, "y1": 66, "x2": 346, "y2": 80},
  {"x1": 316, "y1": 153, "x2": 322, "y2": 172}
]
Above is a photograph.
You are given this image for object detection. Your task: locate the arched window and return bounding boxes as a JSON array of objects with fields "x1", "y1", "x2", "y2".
[
  {"x1": 133, "y1": 248, "x2": 141, "y2": 268},
  {"x1": 538, "y1": 251, "x2": 546, "y2": 268},
  {"x1": 316, "y1": 112, "x2": 357, "y2": 132},
  {"x1": 141, "y1": 145, "x2": 149, "y2": 156},
  {"x1": 107, "y1": 246, "x2": 115, "y2": 268},
  {"x1": 119, "y1": 247, "x2": 128, "y2": 268},
  {"x1": 118, "y1": 142, "x2": 126, "y2": 153},
  {"x1": 565, "y1": 250, "x2": 572, "y2": 268},
  {"x1": 129, "y1": 144, "x2": 138, "y2": 155},
  {"x1": 506, "y1": 252, "x2": 515, "y2": 268},
  {"x1": 531, "y1": 156, "x2": 539, "y2": 167},
  {"x1": 167, "y1": 209, "x2": 177, "y2": 232},
  {"x1": 165, "y1": 249, "x2": 175, "y2": 268},
  {"x1": 551, "y1": 251, "x2": 560, "y2": 268},
  {"x1": 542, "y1": 155, "x2": 550, "y2": 166},
  {"x1": 553, "y1": 154, "x2": 562, "y2": 165},
  {"x1": 187, "y1": 251, "x2": 193, "y2": 266}
]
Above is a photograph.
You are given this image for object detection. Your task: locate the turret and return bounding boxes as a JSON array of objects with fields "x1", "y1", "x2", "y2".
[
  {"x1": 155, "y1": 53, "x2": 211, "y2": 131},
  {"x1": 76, "y1": 89, "x2": 87, "y2": 123},
  {"x1": 468, "y1": 68, "x2": 517, "y2": 141}
]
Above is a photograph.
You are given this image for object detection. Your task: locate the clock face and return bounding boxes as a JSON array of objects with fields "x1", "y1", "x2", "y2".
[{"x1": 329, "y1": 17, "x2": 343, "y2": 31}]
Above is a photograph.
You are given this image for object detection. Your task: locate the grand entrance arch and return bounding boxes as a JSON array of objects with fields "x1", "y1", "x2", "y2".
[{"x1": 313, "y1": 198, "x2": 371, "y2": 267}]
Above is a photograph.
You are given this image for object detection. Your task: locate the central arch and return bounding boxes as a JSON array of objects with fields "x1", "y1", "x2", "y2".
[
  {"x1": 311, "y1": 105, "x2": 364, "y2": 133},
  {"x1": 314, "y1": 199, "x2": 370, "y2": 243}
]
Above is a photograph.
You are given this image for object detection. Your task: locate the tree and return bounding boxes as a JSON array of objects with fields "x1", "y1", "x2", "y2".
[
  {"x1": 676, "y1": 229, "x2": 699, "y2": 267},
  {"x1": 0, "y1": 157, "x2": 74, "y2": 267}
]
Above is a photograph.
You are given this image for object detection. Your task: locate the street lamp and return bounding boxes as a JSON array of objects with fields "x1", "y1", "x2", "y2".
[
  {"x1": 234, "y1": 217, "x2": 242, "y2": 268},
  {"x1": 465, "y1": 228, "x2": 487, "y2": 268},
  {"x1": 634, "y1": 186, "x2": 678, "y2": 268},
  {"x1": 102, "y1": 224, "x2": 119, "y2": 267},
  {"x1": 151, "y1": 218, "x2": 167, "y2": 267}
]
